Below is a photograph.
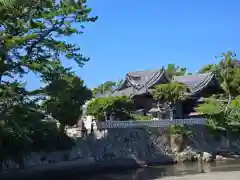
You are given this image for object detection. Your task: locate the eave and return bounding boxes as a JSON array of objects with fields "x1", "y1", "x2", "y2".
[{"x1": 173, "y1": 72, "x2": 219, "y2": 97}]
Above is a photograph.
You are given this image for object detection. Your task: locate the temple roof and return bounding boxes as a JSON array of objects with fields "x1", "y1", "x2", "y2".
[
  {"x1": 172, "y1": 72, "x2": 216, "y2": 95},
  {"x1": 99, "y1": 69, "x2": 220, "y2": 98},
  {"x1": 112, "y1": 69, "x2": 169, "y2": 97}
]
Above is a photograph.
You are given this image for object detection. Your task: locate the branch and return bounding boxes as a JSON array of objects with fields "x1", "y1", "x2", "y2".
[{"x1": 26, "y1": 18, "x2": 65, "y2": 57}]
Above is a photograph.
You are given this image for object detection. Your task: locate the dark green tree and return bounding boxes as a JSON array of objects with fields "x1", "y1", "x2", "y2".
[
  {"x1": 42, "y1": 67, "x2": 92, "y2": 131},
  {"x1": 0, "y1": 0, "x2": 96, "y2": 123},
  {"x1": 152, "y1": 82, "x2": 188, "y2": 119},
  {"x1": 0, "y1": 0, "x2": 97, "y2": 160},
  {"x1": 0, "y1": 0, "x2": 97, "y2": 81}
]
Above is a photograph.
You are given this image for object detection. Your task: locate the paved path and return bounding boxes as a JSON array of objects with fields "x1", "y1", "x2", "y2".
[{"x1": 159, "y1": 171, "x2": 240, "y2": 180}]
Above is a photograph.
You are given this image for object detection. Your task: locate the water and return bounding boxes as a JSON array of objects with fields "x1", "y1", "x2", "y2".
[
  {"x1": 3, "y1": 160, "x2": 240, "y2": 180},
  {"x1": 85, "y1": 160, "x2": 240, "y2": 180}
]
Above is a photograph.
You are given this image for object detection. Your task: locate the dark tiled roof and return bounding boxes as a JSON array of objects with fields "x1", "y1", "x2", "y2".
[
  {"x1": 113, "y1": 69, "x2": 168, "y2": 97},
  {"x1": 104, "y1": 69, "x2": 218, "y2": 98},
  {"x1": 173, "y1": 72, "x2": 215, "y2": 94},
  {"x1": 112, "y1": 86, "x2": 136, "y2": 97}
]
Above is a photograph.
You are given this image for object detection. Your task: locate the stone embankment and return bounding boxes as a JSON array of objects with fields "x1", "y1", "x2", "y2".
[{"x1": 1, "y1": 125, "x2": 240, "y2": 173}]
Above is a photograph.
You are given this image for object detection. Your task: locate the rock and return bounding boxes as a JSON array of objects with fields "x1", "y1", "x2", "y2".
[
  {"x1": 175, "y1": 150, "x2": 196, "y2": 163},
  {"x1": 230, "y1": 154, "x2": 240, "y2": 159},
  {"x1": 215, "y1": 155, "x2": 227, "y2": 160},
  {"x1": 202, "y1": 152, "x2": 213, "y2": 162},
  {"x1": 175, "y1": 151, "x2": 213, "y2": 163},
  {"x1": 68, "y1": 148, "x2": 83, "y2": 160},
  {"x1": 194, "y1": 153, "x2": 202, "y2": 161},
  {"x1": 170, "y1": 134, "x2": 184, "y2": 153},
  {"x1": 1, "y1": 160, "x2": 19, "y2": 171}
]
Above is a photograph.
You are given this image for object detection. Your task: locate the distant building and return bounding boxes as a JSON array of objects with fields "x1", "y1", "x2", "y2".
[{"x1": 99, "y1": 68, "x2": 223, "y2": 119}]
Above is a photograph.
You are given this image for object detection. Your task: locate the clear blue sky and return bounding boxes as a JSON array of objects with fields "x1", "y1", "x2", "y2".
[{"x1": 26, "y1": 0, "x2": 240, "y2": 89}]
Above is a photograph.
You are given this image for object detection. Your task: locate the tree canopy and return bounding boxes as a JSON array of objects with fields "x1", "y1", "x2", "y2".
[
  {"x1": 152, "y1": 82, "x2": 188, "y2": 119},
  {"x1": 196, "y1": 52, "x2": 240, "y2": 131},
  {"x1": 0, "y1": 0, "x2": 96, "y2": 160},
  {"x1": 198, "y1": 64, "x2": 217, "y2": 74},
  {"x1": 152, "y1": 82, "x2": 188, "y2": 105},
  {"x1": 92, "y1": 79, "x2": 124, "y2": 97},
  {"x1": 43, "y1": 72, "x2": 92, "y2": 130},
  {"x1": 86, "y1": 96, "x2": 134, "y2": 121},
  {"x1": 92, "y1": 81, "x2": 117, "y2": 96},
  {"x1": 165, "y1": 64, "x2": 189, "y2": 79}
]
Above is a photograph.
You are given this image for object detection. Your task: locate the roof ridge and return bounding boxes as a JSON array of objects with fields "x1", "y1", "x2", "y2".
[
  {"x1": 173, "y1": 72, "x2": 213, "y2": 79},
  {"x1": 127, "y1": 68, "x2": 162, "y2": 74}
]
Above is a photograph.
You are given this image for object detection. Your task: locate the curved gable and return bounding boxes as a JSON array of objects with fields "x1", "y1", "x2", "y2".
[
  {"x1": 173, "y1": 72, "x2": 216, "y2": 95},
  {"x1": 112, "y1": 69, "x2": 169, "y2": 97}
]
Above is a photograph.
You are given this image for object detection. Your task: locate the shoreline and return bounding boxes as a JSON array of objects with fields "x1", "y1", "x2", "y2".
[
  {"x1": 159, "y1": 171, "x2": 240, "y2": 180},
  {"x1": 0, "y1": 158, "x2": 175, "y2": 180},
  {"x1": 0, "y1": 155, "x2": 238, "y2": 179}
]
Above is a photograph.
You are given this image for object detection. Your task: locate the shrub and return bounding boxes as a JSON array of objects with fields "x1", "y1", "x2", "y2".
[{"x1": 86, "y1": 96, "x2": 134, "y2": 121}]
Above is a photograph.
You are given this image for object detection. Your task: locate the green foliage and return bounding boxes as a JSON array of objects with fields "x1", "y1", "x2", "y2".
[
  {"x1": 217, "y1": 52, "x2": 240, "y2": 97},
  {"x1": 198, "y1": 64, "x2": 218, "y2": 74},
  {"x1": 197, "y1": 96, "x2": 240, "y2": 131},
  {"x1": 167, "y1": 124, "x2": 193, "y2": 136},
  {"x1": 43, "y1": 73, "x2": 92, "y2": 129},
  {"x1": 196, "y1": 98, "x2": 225, "y2": 115},
  {"x1": 130, "y1": 114, "x2": 152, "y2": 121},
  {"x1": 196, "y1": 51, "x2": 240, "y2": 131},
  {"x1": 0, "y1": 0, "x2": 96, "y2": 160},
  {"x1": 0, "y1": 0, "x2": 97, "y2": 80},
  {"x1": 231, "y1": 95, "x2": 240, "y2": 109},
  {"x1": 152, "y1": 82, "x2": 188, "y2": 104},
  {"x1": 198, "y1": 52, "x2": 240, "y2": 98},
  {"x1": 86, "y1": 96, "x2": 134, "y2": 121},
  {"x1": 0, "y1": 120, "x2": 74, "y2": 161},
  {"x1": 165, "y1": 64, "x2": 188, "y2": 79},
  {"x1": 92, "y1": 81, "x2": 117, "y2": 96},
  {"x1": 228, "y1": 96, "x2": 240, "y2": 124},
  {"x1": 0, "y1": 84, "x2": 75, "y2": 161},
  {"x1": 196, "y1": 98, "x2": 227, "y2": 129}
]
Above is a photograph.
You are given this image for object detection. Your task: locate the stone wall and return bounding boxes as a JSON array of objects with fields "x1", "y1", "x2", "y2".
[{"x1": 1, "y1": 125, "x2": 240, "y2": 172}]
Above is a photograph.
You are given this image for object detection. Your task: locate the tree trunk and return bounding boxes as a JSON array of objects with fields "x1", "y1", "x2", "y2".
[
  {"x1": 224, "y1": 94, "x2": 232, "y2": 113},
  {"x1": 0, "y1": 52, "x2": 6, "y2": 84},
  {"x1": 157, "y1": 100, "x2": 161, "y2": 119},
  {"x1": 170, "y1": 109, "x2": 174, "y2": 120},
  {"x1": 168, "y1": 103, "x2": 174, "y2": 120}
]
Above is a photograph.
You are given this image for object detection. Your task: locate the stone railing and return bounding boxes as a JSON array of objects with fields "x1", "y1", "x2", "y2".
[{"x1": 95, "y1": 118, "x2": 207, "y2": 129}]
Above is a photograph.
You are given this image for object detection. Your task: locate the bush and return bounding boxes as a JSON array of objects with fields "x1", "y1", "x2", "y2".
[
  {"x1": 130, "y1": 114, "x2": 153, "y2": 121},
  {"x1": 167, "y1": 124, "x2": 193, "y2": 137},
  {"x1": 86, "y1": 96, "x2": 134, "y2": 121},
  {"x1": 0, "y1": 121, "x2": 75, "y2": 162}
]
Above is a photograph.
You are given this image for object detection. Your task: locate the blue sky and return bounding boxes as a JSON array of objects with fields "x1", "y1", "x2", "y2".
[{"x1": 26, "y1": 0, "x2": 240, "y2": 89}]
